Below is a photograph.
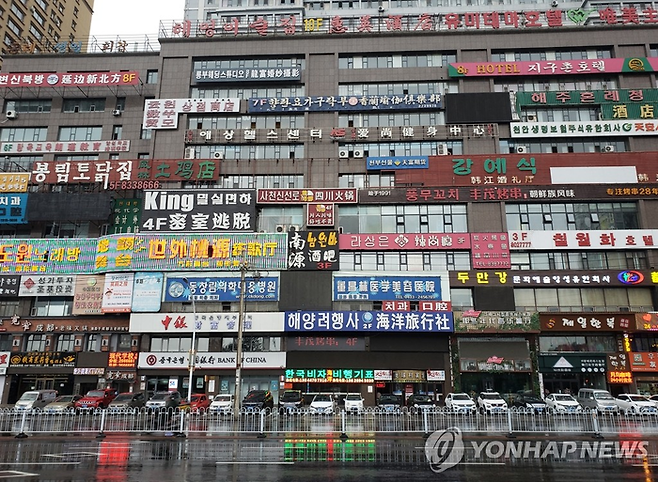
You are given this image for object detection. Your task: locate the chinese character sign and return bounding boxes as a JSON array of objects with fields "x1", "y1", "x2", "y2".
[
  {"x1": 287, "y1": 230, "x2": 339, "y2": 271},
  {"x1": 307, "y1": 203, "x2": 335, "y2": 227},
  {"x1": 333, "y1": 275, "x2": 442, "y2": 301},
  {"x1": 284, "y1": 311, "x2": 454, "y2": 332},
  {"x1": 143, "y1": 98, "x2": 241, "y2": 129}
]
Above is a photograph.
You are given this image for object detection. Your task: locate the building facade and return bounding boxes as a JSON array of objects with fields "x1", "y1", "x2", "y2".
[{"x1": 0, "y1": 7, "x2": 657, "y2": 406}]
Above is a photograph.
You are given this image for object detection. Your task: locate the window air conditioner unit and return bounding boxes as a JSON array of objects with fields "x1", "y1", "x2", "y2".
[
  {"x1": 353, "y1": 149, "x2": 364, "y2": 158},
  {"x1": 184, "y1": 147, "x2": 196, "y2": 159},
  {"x1": 339, "y1": 149, "x2": 349, "y2": 159},
  {"x1": 6, "y1": 110, "x2": 18, "y2": 119},
  {"x1": 213, "y1": 151, "x2": 224, "y2": 160},
  {"x1": 526, "y1": 114, "x2": 538, "y2": 122},
  {"x1": 603, "y1": 145, "x2": 615, "y2": 152},
  {"x1": 437, "y1": 143, "x2": 449, "y2": 155},
  {"x1": 516, "y1": 145, "x2": 528, "y2": 154},
  {"x1": 200, "y1": 130, "x2": 212, "y2": 140},
  {"x1": 112, "y1": 109, "x2": 122, "y2": 116}
]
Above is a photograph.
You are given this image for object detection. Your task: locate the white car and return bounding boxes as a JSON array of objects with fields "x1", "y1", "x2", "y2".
[
  {"x1": 477, "y1": 391, "x2": 508, "y2": 414},
  {"x1": 544, "y1": 393, "x2": 582, "y2": 414},
  {"x1": 445, "y1": 393, "x2": 476, "y2": 414},
  {"x1": 343, "y1": 393, "x2": 364, "y2": 413},
  {"x1": 309, "y1": 394, "x2": 336, "y2": 415},
  {"x1": 209, "y1": 394, "x2": 234, "y2": 415},
  {"x1": 649, "y1": 394, "x2": 658, "y2": 408},
  {"x1": 614, "y1": 394, "x2": 657, "y2": 415}
]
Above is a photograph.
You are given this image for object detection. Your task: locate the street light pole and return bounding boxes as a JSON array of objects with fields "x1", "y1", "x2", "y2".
[
  {"x1": 232, "y1": 263, "x2": 247, "y2": 416},
  {"x1": 183, "y1": 278, "x2": 197, "y2": 404}
]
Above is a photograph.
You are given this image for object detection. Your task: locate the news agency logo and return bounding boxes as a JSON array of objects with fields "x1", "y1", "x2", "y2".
[{"x1": 424, "y1": 427, "x2": 464, "y2": 473}]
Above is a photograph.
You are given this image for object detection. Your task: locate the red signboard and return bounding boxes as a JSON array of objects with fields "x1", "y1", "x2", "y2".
[
  {"x1": 257, "y1": 188, "x2": 357, "y2": 204},
  {"x1": 339, "y1": 233, "x2": 470, "y2": 250},
  {"x1": 0, "y1": 71, "x2": 140, "y2": 87},
  {"x1": 419, "y1": 301, "x2": 452, "y2": 312},
  {"x1": 630, "y1": 352, "x2": 658, "y2": 372},
  {"x1": 382, "y1": 301, "x2": 410, "y2": 311},
  {"x1": 307, "y1": 203, "x2": 335, "y2": 226},
  {"x1": 470, "y1": 233, "x2": 510, "y2": 269}
]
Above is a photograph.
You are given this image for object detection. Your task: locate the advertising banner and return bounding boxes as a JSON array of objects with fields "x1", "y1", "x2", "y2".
[
  {"x1": 72, "y1": 275, "x2": 104, "y2": 315},
  {"x1": 101, "y1": 273, "x2": 134, "y2": 313},
  {"x1": 509, "y1": 230, "x2": 658, "y2": 250},
  {"x1": 288, "y1": 230, "x2": 339, "y2": 271},
  {"x1": 18, "y1": 275, "x2": 75, "y2": 297},
  {"x1": 333, "y1": 275, "x2": 442, "y2": 301},
  {"x1": 139, "y1": 351, "x2": 286, "y2": 369},
  {"x1": 540, "y1": 313, "x2": 633, "y2": 332},
  {"x1": 164, "y1": 275, "x2": 279, "y2": 302},
  {"x1": 143, "y1": 98, "x2": 241, "y2": 129},
  {"x1": 129, "y1": 312, "x2": 284, "y2": 333},
  {"x1": 0, "y1": 193, "x2": 27, "y2": 224},
  {"x1": 284, "y1": 311, "x2": 454, "y2": 333},
  {"x1": 131, "y1": 272, "x2": 163, "y2": 313}
]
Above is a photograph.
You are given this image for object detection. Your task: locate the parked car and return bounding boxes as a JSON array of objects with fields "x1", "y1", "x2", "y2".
[
  {"x1": 146, "y1": 391, "x2": 182, "y2": 411},
  {"x1": 209, "y1": 394, "x2": 234, "y2": 415},
  {"x1": 14, "y1": 390, "x2": 59, "y2": 412},
  {"x1": 344, "y1": 393, "x2": 365, "y2": 413},
  {"x1": 444, "y1": 393, "x2": 476, "y2": 414},
  {"x1": 649, "y1": 394, "x2": 658, "y2": 408},
  {"x1": 279, "y1": 390, "x2": 304, "y2": 412},
  {"x1": 512, "y1": 393, "x2": 547, "y2": 413},
  {"x1": 44, "y1": 395, "x2": 82, "y2": 414},
  {"x1": 108, "y1": 392, "x2": 147, "y2": 412},
  {"x1": 407, "y1": 394, "x2": 435, "y2": 410},
  {"x1": 181, "y1": 394, "x2": 211, "y2": 412},
  {"x1": 309, "y1": 393, "x2": 336, "y2": 415},
  {"x1": 544, "y1": 393, "x2": 582, "y2": 414},
  {"x1": 614, "y1": 393, "x2": 658, "y2": 415},
  {"x1": 577, "y1": 388, "x2": 619, "y2": 414},
  {"x1": 75, "y1": 388, "x2": 117, "y2": 411},
  {"x1": 241, "y1": 390, "x2": 274, "y2": 411},
  {"x1": 377, "y1": 394, "x2": 403, "y2": 413},
  {"x1": 476, "y1": 390, "x2": 508, "y2": 414}
]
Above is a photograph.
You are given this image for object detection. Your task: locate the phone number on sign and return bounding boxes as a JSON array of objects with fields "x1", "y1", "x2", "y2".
[{"x1": 108, "y1": 180, "x2": 161, "y2": 190}]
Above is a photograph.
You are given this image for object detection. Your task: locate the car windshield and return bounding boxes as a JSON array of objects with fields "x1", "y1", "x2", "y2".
[
  {"x1": 213, "y1": 395, "x2": 231, "y2": 402},
  {"x1": 523, "y1": 396, "x2": 543, "y2": 403},
  {"x1": 191, "y1": 395, "x2": 204, "y2": 402},
  {"x1": 480, "y1": 393, "x2": 502, "y2": 400},
  {"x1": 86, "y1": 391, "x2": 106, "y2": 398},
  {"x1": 20, "y1": 393, "x2": 39, "y2": 401},
  {"x1": 114, "y1": 394, "x2": 134, "y2": 402},
  {"x1": 453, "y1": 394, "x2": 471, "y2": 401},
  {"x1": 594, "y1": 393, "x2": 614, "y2": 400},
  {"x1": 281, "y1": 391, "x2": 302, "y2": 402},
  {"x1": 379, "y1": 395, "x2": 399, "y2": 404},
  {"x1": 151, "y1": 393, "x2": 169, "y2": 400},
  {"x1": 413, "y1": 396, "x2": 432, "y2": 402},
  {"x1": 345, "y1": 394, "x2": 362, "y2": 401},
  {"x1": 554, "y1": 395, "x2": 575, "y2": 401},
  {"x1": 55, "y1": 396, "x2": 75, "y2": 402},
  {"x1": 628, "y1": 395, "x2": 648, "y2": 401},
  {"x1": 244, "y1": 391, "x2": 266, "y2": 401},
  {"x1": 313, "y1": 394, "x2": 332, "y2": 402}
]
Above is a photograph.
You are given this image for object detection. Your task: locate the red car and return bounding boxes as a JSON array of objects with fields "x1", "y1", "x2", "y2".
[
  {"x1": 181, "y1": 393, "x2": 211, "y2": 412},
  {"x1": 74, "y1": 388, "x2": 117, "y2": 411}
]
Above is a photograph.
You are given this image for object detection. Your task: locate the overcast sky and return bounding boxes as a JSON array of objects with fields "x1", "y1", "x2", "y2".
[{"x1": 89, "y1": 0, "x2": 185, "y2": 39}]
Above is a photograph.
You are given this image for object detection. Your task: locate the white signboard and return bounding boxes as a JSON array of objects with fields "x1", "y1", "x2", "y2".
[
  {"x1": 0, "y1": 351, "x2": 9, "y2": 375},
  {"x1": 426, "y1": 370, "x2": 446, "y2": 382},
  {"x1": 511, "y1": 120, "x2": 658, "y2": 138},
  {"x1": 102, "y1": 273, "x2": 135, "y2": 313},
  {"x1": 18, "y1": 275, "x2": 75, "y2": 296},
  {"x1": 374, "y1": 369, "x2": 392, "y2": 381},
  {"x1": 509, "y1": 230, "x2": 658, "y2": 250},
  {"x1": 139, "y1": 351, "x2": 287, "y2": 369},
  {"x1": 0, "y1": 140, "x2": 130, "y2": 154},
  {"x1": 143, "y1": 98, "x2": 241, "y2": 129},
  {"x1": 130, "y1": 311, "x2": 284, "y2": 333}
]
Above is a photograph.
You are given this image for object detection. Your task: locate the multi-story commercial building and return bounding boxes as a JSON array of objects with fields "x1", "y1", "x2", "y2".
[
  {"x1": 1, "y1": 6, "x2": 657, "y2": 406},
  {"x1": 0, "y1": 0, "x2": 94, "y2": 57}
]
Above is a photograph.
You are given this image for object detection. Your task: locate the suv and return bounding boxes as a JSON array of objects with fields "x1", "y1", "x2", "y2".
[
  {"x1": 445, "y1": 393, "x2": 476, "y2": 414},
  {"x1": 108, "y1": 392, "x2": 146, "y2": 412},
  {"x1": 407, "y1": 394, "x2": 435, "y2": 410},
  {"x1": 146, "y1": 391, "x2": 182, "y2": 411},
  {"x1": 181, "y1": 394, "x2": 211, "y2": 413},
  {"x1": 279, "y1": 390, "x2": 303, "y2": 412},
  {"x1": 476, "y1": 391, "x2": 508, "y2": 414},
  {"x1": 577, "y1": 388, "x2": 619, "y2": 414},
  {"x1": 344, "y1": 393, "x2": 365, "y2": 413},
  {"x1": 242, "y1": 390, "x2": 274, "y2": 411},
  {"x1": 75, "y1": 389, "x2": 117, "y2": 411}
]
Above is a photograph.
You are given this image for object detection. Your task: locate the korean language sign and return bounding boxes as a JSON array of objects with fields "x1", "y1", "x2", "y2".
[
  {"x1": 333, "y1": 275, "x2": 443, "y2": 301},
  {"x1": 284, "y1": 311, "x2": 454, "y2": 332},
  {"x1": 164, "y1": 276, "x2": 279, "y2": 302},
  {"x1": 288, "y1": 230, "x2": 339, "y2": 271}
]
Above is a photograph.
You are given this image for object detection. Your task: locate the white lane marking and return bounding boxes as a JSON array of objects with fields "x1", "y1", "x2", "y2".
[
  {"x1": 0, "y1": 471, "x2": 39, "y2": 478},
  {"x1": 216, "y1": 461, "x2": 295, "y2": 465}
]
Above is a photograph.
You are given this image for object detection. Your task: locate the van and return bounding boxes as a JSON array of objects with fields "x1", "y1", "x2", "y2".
[
  {"x1": 577, "y1": 388, "x2": 619, "y2": 414},
  {"x1": 14, "y1": 390, "x2": 58, "y2": 411}
]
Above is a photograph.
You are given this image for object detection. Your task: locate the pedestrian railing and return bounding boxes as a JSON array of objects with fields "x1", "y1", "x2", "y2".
[{"x1": 3, "y1": 407, "x2": 658, "y2": 438}]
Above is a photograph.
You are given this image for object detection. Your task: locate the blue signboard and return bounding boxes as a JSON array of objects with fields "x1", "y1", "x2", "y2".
[
  {"x1": 164, "y1": 276, "x2": 279, "y2": 302},
  {"x1": 366, "y1": 156, "x2": 429, "y2": 170},
  {"x1": 248, "y1": 94, "x2": 442, "y2": 113},
  {"x1": 285, "y1": 311, "x2": 454, "y2": 333},
  {"x1": 0, "y1": 193, "x2": 27, "y2": 224},
  {"x1": 334, "y1": 275, "x2": 441, "y2": 301}
]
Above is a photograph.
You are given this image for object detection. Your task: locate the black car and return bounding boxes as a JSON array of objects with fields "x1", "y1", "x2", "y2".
[
  {"x1": 407, "y1": 394, "x2": 435, "y2": 409},
  {"x1": 242, "y1": 390, "x2": 274, "y2": 411},
  {"x1": 377, "y1": 394, "x2": 403, "y2": 412},
  {"x1": 279, "y1": 390, "x2": 303, "y2": 411},
  {"x1": 513, "y1": 394, "x2": 547, "y2": 413}
]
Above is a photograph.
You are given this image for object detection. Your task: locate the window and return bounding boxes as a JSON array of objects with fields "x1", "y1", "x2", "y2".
[
  {"x1": 62, "y1": 98, "x2": 105, "y2": 113},
  {"x1": 86, "y1": 334, "x2": 101, "y2": 352},
  {"x1": 539, "y1": 335, "x2": 617, "y2": 353},
  {"x1": 340, "y1": 251, "x2": 471, "y2": 271},
  {"x1": 339, "y1": 204, "x2": 467, "y2": 234},
  {"x1": 514, "y1": 287, "x2": 652, "y2": 312},
  {"x1": 58, "y1": 126, "x2": 102, "y2": 141},
  {"x1": 25, "y1": 334, "x2": 47, "y2": 351},
  {"x1": 506, "y1": 202, "x2": 638, "y2": 231},
  {"x1": 0, "y1": 334, "x2": 11, "y2": 351},
  {"x1": 112, "y1": 125, "x2": 122, "y2": 140},
  {"x1": 140, "y1": 127, "x2": 152, "y2": 140},
  {"x1": 1, "y1": 127, "x2": 47, "y2": 142},
  {"x1": 146, "y1": 70, "x2": 159, "y2": 84},
  {"x1": 31, "y1": 297, "x2": 73, "y2": 316},
  {"x1": 56, "y1": 334, "x2": 75, "y2": 351},
  {"x1": 110, "y1": 334, "x2": 132, "y2": 351},
  {"x1": 5, "y1": 99, "x2": 52, "y2": 113}
]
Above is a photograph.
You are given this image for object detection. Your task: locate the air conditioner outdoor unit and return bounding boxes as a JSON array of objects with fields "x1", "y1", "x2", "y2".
[
  {"x1": 275, "y1": 224, "x2": 287, "y2": 233},
  {"x1": 437, "y1": 143, "x2": 449, "y2": 155},
  {"x1": 289, "y1": 224, "x2": 301, "y2": 231},
  {"x1": 603, "y1": 145, "x2": 615, "y2": 152},
  {"x1": 526, "y1": 114, "x2": 538, "y2": 122},
  {"x1": 339, "y1": 149, "x2": 349, "y2": 159},
  {"x1": 551, "y1": 0, "x2": 558, "y2": 7},
  {"x1": 184, "y1": 147, "x2": 196, "y2": 159},
  {"x1": 200, "y1": 130, "x2": 212, "y2": 140},
  {"x1": 516, "y1": 145, "x2": 528, "y2": 154},
  {"x1": 213, "y1": 151, "x2": 224, "y2": 160},
  {"x1": 353, "y1": 149, "x2": 364, "y2": 158},
  {"x1": 6, "y1": 110, "x2": 17, "y2": 119},
  {"x1": 112, "y1": 109, "x2": 122, "y2": 116}
]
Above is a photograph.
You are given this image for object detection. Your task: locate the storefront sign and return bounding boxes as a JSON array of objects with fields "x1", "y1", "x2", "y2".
[
  {"x1": 248, "y1": 94, "x2": 441, "y2": 113},
  {"x1": 630, "y1": 352, "x2": 658, "y2": 372},
  {"x1": 607, "y1": 352, "x2": 630, "y2": 375},
  {"x1": 382, "y1": 301, "x2": 410, "y2": 311},
  {"x1": 0, "y1": 194, "x2": 26, "y2": 224},
  {"x1": 470, "y1": 233, "x2": 510, "y2": 269},
  {"x1": 108, "y1": 352, "x2": 138, "y2": 368},
  {"x1": 540, "y1": 313, "x2": 632, "y2": 332},
  {"x1": 3, "y1": 140, "x2": 130, "y2": 155},
  {"x1": 374, "y1": 369, "x2": 392, "y2": 381},
  {"x1": 0, "y1": 71, "x2": 139, "y2": 87},
  {"x1": 131, "y1": 272, "x2": 163, "y2": 312},
  {"x1": 95, "y1": 233, "x2": 288, "y2": 272},
  {"x1": 449, "y1": 269, "x2": 658, "y2": 287},
  {"x1": 286, "y1": 336, "x2": 365, "y2": 351},
  {"x1": 129, "y1": 312, "x2": 284, "y2": 333},
  {"x1": 0, "y1": 238, "x2": 97, "y2": 274},
  {"x1": 288, "y1": 230, "x2": 339, "y2": 271},
  {"x1": 195, "y1": 67, "x2": 301, "y2": 83},
  {"x1": 0, "y1": 275, "x2": 20, "y2": 296},
  {"x1": 73, "y1": 367, "x2": 105, "y2": 375},
  {"x1": 511, "y1": 120, "x2": 658, "y2": 138},
  {"x1": 0, "y1": 351, "x2": 9, "y2": 375},
  {"x1": 516, "y1": 89, "x2": 658, "y2": 107},
  {"x1": 608, "y1": 371, "x2": 633, "y2": 383},
  {"x1": 18, "y1": 275, "x2": 75, "y2": 296},
  {"x1": 538, "y1": 355, "x2": 607, "y2": 373},
  {"x1": 449, "y1": 58, "x2": 658, "y2": 78},
  {"x1": 455, "y1": 311, "x2": 539, "y2": 333},
  {"x1": 139, "y1": 189, "x2": 256, "y2": 233},
  {"x1": 393, "y1": 370, "x2": 426, "y2": 382},
  {"x1": 461, "y1": 357, "x2": 530, "y2": 372},
  {"x1": 164, "y1": 276, "x2": 279, "y2": 302},
  {"x1": 509, "y1": 230, "x2": 658, "y2": 250},
  {"x1": 257, "y1": 188, "x2": 357, "y2": 204},
  {"x1": 72, "y1": 275, "x2": 104, "y2": 315},
  {"x1": 307, "y1": 203, "x2": 334, "y2": 227},
  {"x1": 284, "y1": 368, "x2": 374, "y2": 383},
  {"x1": 143, "y1": 98, "x2": 241, "y2": 129},
  {"x1": 0, "y1": 317, "x2": 129, "y2": 333},
  {"x1": 111, "y1": 199, "x2": 140, "y2": 234},
  {"x1": 420, "y1": 301, "x2": 452, "y2": 312},
  {"x1": 0, "y1": 173, "x2": 29, "y2": 193},
  {"x1": 426, "y1": 370, "x2": 446, "y2": 382},
  {"x1": 139, "y1": 351, "x2": 286, "y2": 369},
  {"x1": 366, "y1": 156, "x2": 429, "y2": 170},
  {"x1": 635, "y1": 313, "x2": 658, "y2": 331},
  {"x1": 333, "y1": 275, "x2": 442, "y2": 301},
  {"x1": 101, "y1": 273, "x2": 134, "y2": 313},
  {"x1": 339, "y1": 233, "x2": 470, "y2": 251},
  {"x1": 106, "y1": 370, "x2": 136, "y2": 381},
  {"x1": 9, "y1": 351, "x2": 76, "y2": 368},
  {"x1": 285, "y1": 311, "x2": 454, "y2": 333}
]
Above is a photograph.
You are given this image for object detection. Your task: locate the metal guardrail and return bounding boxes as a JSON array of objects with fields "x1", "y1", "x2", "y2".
[{"x1": 2, "y1": 407, "x2": 658, "y2": 438}]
